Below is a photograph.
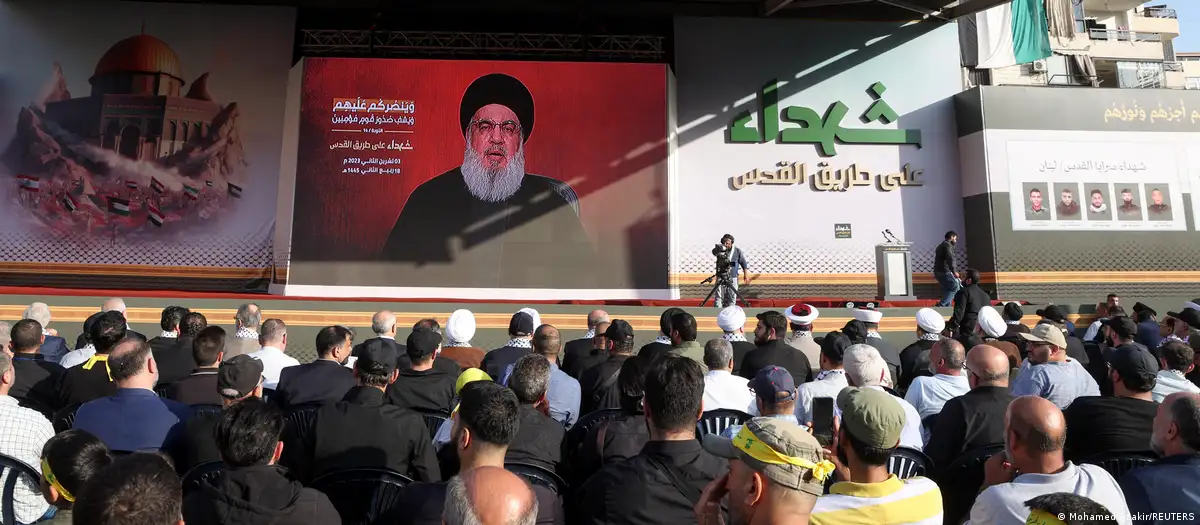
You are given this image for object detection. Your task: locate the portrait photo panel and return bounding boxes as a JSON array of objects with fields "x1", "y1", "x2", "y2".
[
  {"x1": 1144, "y1": 185, "x2": 1174, "y2": 221},
  {"x1": 1083, "y1": 183, "x2": 1112, "y2": 222},
  {"x1": 1022, "y1": 182, "x2": 1051, "y2": 222},
  {"x1": 1115, "y1": 184, "x2": 1144, "y2": 222},
  {"x1": 291, "y1": 58, "x2": 669, "y2": 290},
  {"x1": 1052, "y1": 182, "x2": 1081, "y2": 221}
]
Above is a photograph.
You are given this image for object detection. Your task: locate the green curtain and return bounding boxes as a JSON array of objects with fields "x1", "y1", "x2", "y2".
[{"x1": 1012, "y1": 0, "x2": 1053, "y2": 64}]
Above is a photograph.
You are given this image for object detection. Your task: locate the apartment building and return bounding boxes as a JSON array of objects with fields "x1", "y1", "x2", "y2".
[{"x1": 975, "y1": 2, "x2": 1187, "y2": 89}]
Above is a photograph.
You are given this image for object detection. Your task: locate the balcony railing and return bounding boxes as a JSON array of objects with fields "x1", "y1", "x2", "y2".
[
  {"x1": 1089, "y1": 28, "x2": 1162, "y2": 42},
  {"x1": 1141, "y1": 7, "x2": 1178, "y2": 19},
  {"x1": 1165, "y1": 61, "x2": 1184, "y2": 72}
]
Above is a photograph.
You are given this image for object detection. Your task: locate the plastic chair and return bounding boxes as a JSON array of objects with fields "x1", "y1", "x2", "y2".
[
  {"x1": 310, "y1": 468, "x2": 413, "y2": 525},
  {"x1": 888, "y1": 447, "x2": 933, "y2": 479},
  {"x1": 937, "y1": 444, "x2": 1004, "y2": 525},
  {"x1": 696, "y1": 409, "x2": 751, "y2": 438},
  {"x1": 182, "y1": 461, "x2": 226, "y2": 495},
  {"x1": 0, "y1": 454, "x2": 41, "y2": 525},
  {"x1": 420, "y1": 412, "x2": 449, "y2": 441},
  {"x1": 283, "y1": 405, "x2": 321, "y2": 446},
  {"x1": 564, "y1": 409, "x2": 623, "y2": 463},
  {"x1": 1080, "y1": 452, "x2": 1158, "y2": 480},
  {"x1": 52, "y1": 404, "x2": 80, "y2": 434},
  {"x1": 505, "y1": 462, "x2": 567, "y2": 495}
]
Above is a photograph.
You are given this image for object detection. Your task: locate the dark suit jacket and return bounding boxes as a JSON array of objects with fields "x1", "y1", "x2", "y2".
[
  {"x1": 481, "y1": 344, "x2": 531, "y2": 381},
  {"x1": 948, "y1": 283, "x2": 991, "y2": 336},
  {"x1": 155, "y1": 337, "x2": 199, "y2": 386},
  {"x1": 148, "y1": 335, "x2": 178, "y2": 357},
  {"x1": 867, "y1": 336, "x2": 903, "y2": 387},
  {"x1": 562, "y1": 338, "x2": 594, "y2": 373},
  {"x1": 274, "y1": 360, "x2": 357, "y2": 409},
  {"x1": 737, "y1": 339, "x2": 812, "y2": 385},
  {"x1": 39, "y1": 335, "x2": 70, "y2": 364}
]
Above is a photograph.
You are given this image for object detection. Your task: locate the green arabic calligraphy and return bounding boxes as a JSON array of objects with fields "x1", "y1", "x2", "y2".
[{"x1": 728, "y1": 80, "x2": 922, "y2": 156}]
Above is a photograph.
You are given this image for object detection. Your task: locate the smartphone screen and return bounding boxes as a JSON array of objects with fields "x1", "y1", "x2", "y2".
[{"x1": 812, "y1": 397, "x2": 835, "y2": 446}]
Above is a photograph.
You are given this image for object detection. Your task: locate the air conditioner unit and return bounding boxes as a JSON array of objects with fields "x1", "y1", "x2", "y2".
[{"x1": 1031, "y1": 59, "x2": 1049, "y2": 73}]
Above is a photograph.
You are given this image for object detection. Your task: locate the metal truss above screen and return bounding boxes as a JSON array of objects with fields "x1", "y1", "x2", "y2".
[{"x1": 299, "y1": 30, "x2": 666, "y2": 61}]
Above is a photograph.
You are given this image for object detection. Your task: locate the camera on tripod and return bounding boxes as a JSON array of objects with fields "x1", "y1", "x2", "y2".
[{"x1": 712, "y1": 244, "x2": 732, "y2": 277}]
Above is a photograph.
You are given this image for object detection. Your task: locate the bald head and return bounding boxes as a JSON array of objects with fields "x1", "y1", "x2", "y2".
[
  {"x1": 587, "y1": 310, "x2": 610, "y2": 329},
  {"x1": 932, "y1": 338, "x2": 965, "y2": 373},
  {"x1": 533, "y1": 324, "x2": 561, "y2": 357},
  {"x1": 1156, "y1": 392, "x2": 1200, "y2": 455},
  {"x1": 102, "y1": 297, "x2": 126, "y2": 314},
  {"x1": 1007, "y1": 396, "x2": 1067, "y2": 455},
  {"x1": 593, "y1": 321, "x2": 611, "y2": 347},
  {"x1": 967, "y1": 344, "x2": 1011, "y2": 385},
  {"x1": 372, "y1": 310, "x2": 397, "y2": 336},
  {"x1": 444, "y1": 466, "x2": 537, "y2": 525}
]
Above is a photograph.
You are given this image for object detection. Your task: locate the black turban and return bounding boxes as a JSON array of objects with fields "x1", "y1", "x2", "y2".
[{"x1": 459, "y1": 73, "x2": 535, "y2": 143}]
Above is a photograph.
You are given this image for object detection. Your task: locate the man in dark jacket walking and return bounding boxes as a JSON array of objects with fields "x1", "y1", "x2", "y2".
[
  {"x1": 948, "y1": 268, "x2": 991, "y2": 338},
  {"x1": 182, "y1": 398, "x2": 341, "y2": 525},
  {"x1": 934, "y1": 231, "x2": 961, "y2": 307}
]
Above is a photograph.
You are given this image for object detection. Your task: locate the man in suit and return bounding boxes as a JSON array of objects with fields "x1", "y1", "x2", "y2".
[
  {"x1": 22, "y1": 302, "x2": 68, "y2": 364},
  {"x1": 274, "y1": 326, "x2": 356, "y2": 409},
  {"x1": 716, "y1": 306, "x2": 754, "y2": 373},
  {"x1": 159, "y1": 312, "x2": 208, "y2": 386},
  {"x1": 74, "y1": 297, "x2": 144, "y2": 349},
  {"x1": 148, "y1": 306, "x2": 189, "y2": 358},
  {"x1": 563, "y1": 309, "x2": 608, "y2": 372},
  {"x1": 948, "y1": 268, "x2": 991, "y2": 338},
  {"x1": 480, "y1": 311, "x2": 536, "y2": 380},
  {"x1": 851, "y1": 307, "x2": 902, "y2": 387},
  {"x1": 223, "y1": 303, "x2": 261, "y2": 359},
  {"x1": 350, "y1": 311, "x2": 401, "y2": 370}
]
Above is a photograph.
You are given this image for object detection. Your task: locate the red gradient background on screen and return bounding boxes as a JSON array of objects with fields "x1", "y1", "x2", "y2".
[{"x1": 292, "y1": 58, "x2": 669, "y2": 276}]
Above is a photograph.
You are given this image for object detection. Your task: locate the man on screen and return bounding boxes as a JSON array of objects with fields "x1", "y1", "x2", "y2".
[
  {"x1": 1118, "y1": 188, "x2": 1141, "y2": 219},
  {"x1": 382, "y1": 73, "x2": 594, "y2": 288},
  {"x1": 1089, "y1": 190, "x2": 1108, "y2": 214},
  {"x1": 1148, "y1": 188, "x2": 1170, "y2": 215},
  {"x1": 1027, "y1": 188, "x2": 1047, "y2": 219},
  {"x1": 1056, "y1": 188, "x2": 1080, "y2": 219}
]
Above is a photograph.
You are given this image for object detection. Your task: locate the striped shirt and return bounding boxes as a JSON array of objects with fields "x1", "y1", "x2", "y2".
[{"x1": 811, "y1": 474, "x2": 943, "y2": 525}]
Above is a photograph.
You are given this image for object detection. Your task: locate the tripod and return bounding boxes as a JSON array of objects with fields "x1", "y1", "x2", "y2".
[{"x1": 699, "y1": 271, "x2": 748, "y2": 308}]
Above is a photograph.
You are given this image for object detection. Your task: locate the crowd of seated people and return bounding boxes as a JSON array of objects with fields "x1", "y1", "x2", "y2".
[{"x1": 0, "y1": 297, "x2": 1199, "y2": 525}]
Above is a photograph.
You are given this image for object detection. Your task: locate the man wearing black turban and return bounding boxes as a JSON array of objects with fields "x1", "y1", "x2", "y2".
[{"x1": 382, "y1": 73, "x2": 596, "y2": 289}]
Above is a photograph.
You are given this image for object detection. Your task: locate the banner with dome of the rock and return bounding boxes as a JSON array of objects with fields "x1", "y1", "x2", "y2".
[{"x1": 0, "y1": 0, "x2": 294, "y2": 291}]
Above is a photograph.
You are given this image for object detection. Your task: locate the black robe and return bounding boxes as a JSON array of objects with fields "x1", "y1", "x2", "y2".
[{"x1": 382, "y1": 167, "x2": 597, "y2": 288}]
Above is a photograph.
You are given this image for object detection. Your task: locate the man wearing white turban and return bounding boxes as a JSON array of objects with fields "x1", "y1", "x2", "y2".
[
  {"x1": 899, "y1": 308, "x2": 945, "y2": 391},
  {"x1": 977, "y1": 306, "x2": 1022, "y2": 372},
  {"x1": 783, "y1": 304, "x2": 822, "y2": 369},
  {"x1": 716, "y1": 306, "x2": 753, "y2": 372},
  {"x1": 441, "y1": 309, "x2": 485, "y2": 369}
]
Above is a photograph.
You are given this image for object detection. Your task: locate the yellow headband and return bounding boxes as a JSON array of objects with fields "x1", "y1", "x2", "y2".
[
  {"x1": 1026, "y1": 509, "x2": 1067, "y2": 525},
  {"x1": 82, "y1": 354, "x2": 112, "y2": 381},
  {"x1": 731, "y1": 425, "x2": 835, "y2": 482},
  {"x1": 41, "y1": 458, "x2": 74, "y2": 503}
]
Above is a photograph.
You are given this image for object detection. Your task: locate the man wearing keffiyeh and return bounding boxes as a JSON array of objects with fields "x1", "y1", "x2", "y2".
[
  {"x1": 784, "y1": 304, "x2": 821, "y2": 369},
  {"x1": 718, "y1": 306, "x2": 755, "y2": 374},
  {"x1": 225, "y1": 303, "x2": 262, "y2": 359}
]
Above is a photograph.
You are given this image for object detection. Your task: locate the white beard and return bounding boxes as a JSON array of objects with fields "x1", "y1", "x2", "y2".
[{"x1": 461, "y1": 142, "x2": 525, "y2": 203}]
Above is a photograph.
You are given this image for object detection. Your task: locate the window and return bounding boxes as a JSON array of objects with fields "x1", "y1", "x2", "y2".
[
  {"x1": 1186, "y1": 77, "x2": 1200, "y2": 90},
  {"x1": 1072, "y1": 0, "x2": 1086, "y2": 34},
  {"x1": 1116, "y1": 61, "x2": 1164, "y2": 88}
]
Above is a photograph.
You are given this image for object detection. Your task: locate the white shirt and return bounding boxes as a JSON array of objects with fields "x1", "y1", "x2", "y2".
[
  {"x1": 0, "y1": 396, "x2": 54, "y2": 524},
  {"x1": 248, "y1": 346, "x2": 299, "y2": 389},
  {"x1": 796, "y1": 369, "x2": 849, "y2": 424},
  {"x1": 905, "y1": 373, "x2": 971, "y2": 421},
  {"x1": 59, "y1": 345, "x2": 96, "y2": 369},
  {"x1": 966, "y1": 462, "x2": 1132, "y2": 525},
  {"x1": 835, "y1": 385, "x2": 925, "y2": 449},
  {"x1": 702, "y1": 370, "x2": 755, "y2": 413},
  {"x1": 1152, "y1": 369, "x2": 1200, "y2": 403},
  {"x1": 1083, "y1": 320, "x2": 1104, "y2": 343}
]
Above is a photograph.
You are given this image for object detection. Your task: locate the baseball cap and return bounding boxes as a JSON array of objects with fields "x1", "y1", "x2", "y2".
[
  {"x1": 604, "y1": 319, "x2": 635, "y2": 343},
  {"x1": 218, "y1": 354, "x2": 264, "y2": 399},
  {"x1": 1132, "y1": 302, "x2": 1157, "y2": 318},
  {"x1": 749, "y1": 366, "x2": 797, "y2": 403},
  {"x1": 455, "y1": 368, "x2": 492, "y2": 395},
  {"x1": 1034, "y1": 305, "x2": 1067, "y2": 324},
  {"x1": 1101, "y1": 316, "x2": 1138, "y2": 340},
  {"x1": 836, "y1": 387, "x2": 906, "y2": 449},
  {"x1": 1018, "y1": 322, "x2": 1068, "y2": 349},
  {"x1": 1103, "y1": 344, "x2": 1159, "y2": 391},
  {"x1": 701, "y1": 417, "x2": 834, "y2": 496},
  {"x1": 357, "y1": 338, "x2": 399, "y2": 376},
  {"x1": 406, "y1": 329, "x2": 442, "y2": 360},
  {"x1": 508, "y1": 312, "x2": 535, "y2": 336}
]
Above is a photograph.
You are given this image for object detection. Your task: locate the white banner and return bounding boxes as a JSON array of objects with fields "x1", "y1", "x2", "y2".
[{"x1": 1006, "y1": 140, "x2": 1187, "y2": 231}]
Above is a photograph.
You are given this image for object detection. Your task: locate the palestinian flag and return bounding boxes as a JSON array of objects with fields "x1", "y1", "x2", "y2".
[
  {"x1": 150, "y1": 177, "x2": 165, "y2": 193},
  {"x1": 228, "y1": 182, "x2": 243, "y2": 198},
  {"x1": 107, "y1": 196, "x2": 131, "y2": 216},
  {"x1": 146, "y1": 202, "x2": 164, "y2": 227},
  {"x1": 62, "y1": 194, "x2": 78, "y2": 212},
  {"x1": 183, "y1": 185, "x2": 199, "y2": 200},
  {"x1": 17, "y1": 175, "x2": 39, "y2": 192},
  {"x1": 125, "y1": 180, "x2": 138, "y2": 190}
]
